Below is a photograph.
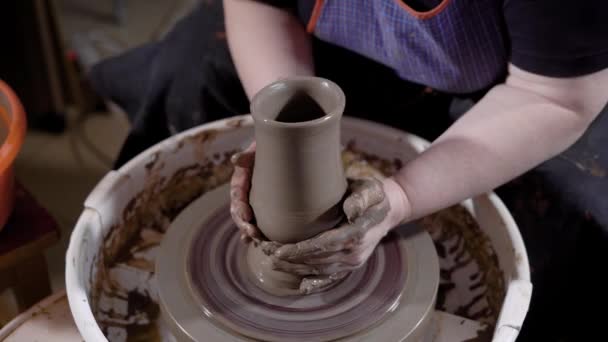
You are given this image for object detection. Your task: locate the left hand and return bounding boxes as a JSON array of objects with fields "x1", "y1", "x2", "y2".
[{"x1": 267, "y1": 177, "x2": 410, "y2": 294}]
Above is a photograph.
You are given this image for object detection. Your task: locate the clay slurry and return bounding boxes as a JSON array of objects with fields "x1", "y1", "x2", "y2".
[{"x1": 275, "y1": 91, "x2": 327, "y2": 123}]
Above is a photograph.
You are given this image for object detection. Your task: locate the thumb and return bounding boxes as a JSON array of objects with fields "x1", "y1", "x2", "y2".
[
  {"x1": 343, "y1": 178, "x2": 385, "y2": 222},
  {"x1": 231, "y1": 142, "x2": 256, "y2": 167}
]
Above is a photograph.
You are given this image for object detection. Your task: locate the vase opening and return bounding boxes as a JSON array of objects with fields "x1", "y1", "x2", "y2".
[
  {"x1": 275, "y1": 91, "x2": 325, "y2": 123},
  {"x1": 251, "y1": 77, "x2": 345, "y2": 126}
]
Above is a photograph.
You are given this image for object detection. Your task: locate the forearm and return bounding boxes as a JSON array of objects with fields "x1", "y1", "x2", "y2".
[
  {"x1": 224, "y1": 0, "x2": 314, "y2": 99},
  {"x1": 393, "y1": 65, "x2": 608, "y2": 221}
]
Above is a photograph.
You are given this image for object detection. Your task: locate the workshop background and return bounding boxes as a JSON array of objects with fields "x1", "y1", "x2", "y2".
[
  {"x1": 0, "y1": 1, "x2": 606, "y2": 341},
  {"x1": 0, "y1": 0, "x2": 198, "y2": 325}
]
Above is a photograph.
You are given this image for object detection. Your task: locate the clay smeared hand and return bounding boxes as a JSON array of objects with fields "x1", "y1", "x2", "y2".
[
  {"x1": 230, "y1": 142, "x2": 263, "y2": 242},
  {"x1": 229, "y1": 143, "x2": 292, "y2": 253},
  {"x1": 269, "y1": 177, "x2": 410, "y2": 294}
]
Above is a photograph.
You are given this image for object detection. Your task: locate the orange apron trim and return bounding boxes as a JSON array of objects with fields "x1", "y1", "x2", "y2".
[
  {"x1": 307, "y1": 0, "x2": 325, "y2": 34},
  {"x1": 394, "y1": 0, "x2": 452, "y2": 20},
  {"x1": 0, "y1": 106, "x2": 9, "y2": 127}
]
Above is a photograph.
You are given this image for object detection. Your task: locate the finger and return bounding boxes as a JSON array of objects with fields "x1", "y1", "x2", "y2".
[
  {"x1": 343, "y1": 178, "x2": 385, "y2": 222},
  {"x1": 271, "y1": 258, "x2": 320, "y2": 276},
  {"x1": 300, "y1": 251, "x2": 351, "y2": 265},
  {"x1": 241, "y1": 233, "x2": 261, "y2": 245},
  {"x1": 272, "y1": 257, "x2": 354, "y2": 276},
  {"x1": 230, "y1": 167, "x2": 252, "y2": 200},
  {"x1": 274, "y1": 227, "x2": 358, "y2": 262},
  {"x1": 304, "y1": 248, "x2": 373, "y2": 267},
  {"x1": 354, "y1": 201, "x2": 391, "y2": 232},
  {"x1": 230, "y1": 199, "x2": 253, "y2": 222},
  {"x1": 231, "y1": 142, "x2": 256, "y2": 167},
  {"x1": 300, "y1": 271, "x2": 349, "y2": 295},
  {"x1": 260, "y1": 240, "x2": 281, "y2": 256},
  {"x1": 240, "y1": 221, "x2": 260, "y2": 240},
  {"x1": 230, "y1": 202, "x2": 260, "y2": 239},
  {"x1": 244, "y1": 141, "x2": 256, "y2": 152},
  {"x1": 230, "y1": 201, "x2": 254, "y2": 230},
  {"x1": 231, "y1": 150, "x2": 255, "y2": 168}
]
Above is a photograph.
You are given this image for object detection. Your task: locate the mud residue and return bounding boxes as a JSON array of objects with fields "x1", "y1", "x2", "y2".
[
  {"x1": 421, "y1": 206, "x2": 505, "y2": 327},
  {"x1": 225, "y1": 117, "x2": 248, "y2": 128},
  {"x1": 185, "y1": 129, "x2": 219, "y2": 146},
  {"x1": 90, "y1": 134, "x2": 505, "y2": 341},
  {"x1": 144, "y1": 152, "x2": 160, "y2": 172},
  {"x1": 342, "y1": 142, "x2": 505, "y2": 327},
  {"x1": 91, "y1": 130, "x2": 235, "y2": 341},
  {"x1": 342, "y1": 140, "x2": 403, "y2": 177},
  {"x1": 463, "y1": 324, "x2": 493, "y2": 342}
]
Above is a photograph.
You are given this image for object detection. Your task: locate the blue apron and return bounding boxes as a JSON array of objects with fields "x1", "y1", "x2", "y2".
[{"x1": 308, "y1": 0, "x2": 507, "y2": 93}]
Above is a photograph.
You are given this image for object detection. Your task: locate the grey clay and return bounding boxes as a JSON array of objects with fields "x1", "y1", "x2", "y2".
[
  {"x1": 249, "y1": 77, "x2": 348, "y2": 244},
  {"x1": 247, "y1": 77, "x2": 348, "y2": 295}
]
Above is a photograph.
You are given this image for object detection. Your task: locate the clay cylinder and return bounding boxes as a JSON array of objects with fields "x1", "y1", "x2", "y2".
[{"x1": 249, "y1": 77, "x2": 347, "y2": 244}]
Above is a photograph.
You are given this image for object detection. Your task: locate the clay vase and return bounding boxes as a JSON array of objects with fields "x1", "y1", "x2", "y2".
[
  {"x1": 249, "y1": 77, "x2": 348, "y2": 244},
  {"x1": 247, "y1": 77, "x2": 348, "y2": 296}
]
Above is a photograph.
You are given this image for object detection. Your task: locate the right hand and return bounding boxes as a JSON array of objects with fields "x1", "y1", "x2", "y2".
[{"x1": 230, "y1": 142, "x2": 263, "y2": 242}]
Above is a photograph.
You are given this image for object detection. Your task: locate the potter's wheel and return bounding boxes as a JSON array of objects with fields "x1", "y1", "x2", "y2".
[{"x1": 157, "y1": 184, "x2": 439, "y2": 341}]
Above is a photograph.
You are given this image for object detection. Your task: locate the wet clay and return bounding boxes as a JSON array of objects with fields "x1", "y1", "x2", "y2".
[
  {"x1": 246, "y1": 243, "x2": 301, "y2": 296},
  {"x1": 248, "y1": 77, "x2": 348, "y2": 296},
  {"x1": 95, "y1": 120, "x2": 503, "y2": 340}
]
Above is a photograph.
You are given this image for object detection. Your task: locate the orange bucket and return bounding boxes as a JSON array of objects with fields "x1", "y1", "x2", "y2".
[{"x1": 0, "y1": 80, "x2": 27, "y2": 230}]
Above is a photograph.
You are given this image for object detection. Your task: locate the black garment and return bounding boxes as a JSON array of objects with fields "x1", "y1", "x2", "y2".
[
  {"x1": 90, "y1": 3, "x2": 453, "y2": 167},
  {"x1": 496, "y1": 110, "x2": 608, "y2": 342},
  {"x1": 404, "y1": 0, "x2": 443, "y2": 11},
  {"x1": 262, "y1": 0, "x2": 608, "y2": 78},
  {"x1": 89, "y1": 3, "x2": 249, "y2": 167},
  {"x1": 504, "y1": 0, "x2": 608, "y2": 77},
  {"x1": 88, "y1": 2, "x2": 608, "y2": 341}
]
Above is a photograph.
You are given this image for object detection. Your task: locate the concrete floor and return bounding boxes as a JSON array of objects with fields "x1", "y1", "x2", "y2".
[{"x1": 1, "y1": 0, "x2": 196, "y2": 326}]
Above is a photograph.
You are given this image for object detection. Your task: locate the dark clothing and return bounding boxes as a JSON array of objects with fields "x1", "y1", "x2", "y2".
[
  {"x1": 90, "y1": 3, "x2": 249, "y2": 166},
  {"x1": 305, "y1": 0, "x2": 507, "y2": 93},
  {"x1": 282, "y1": 0, "x2": 608, "y2": 79},
  {"x1": 88, "y1": 2, "x2": 608, "y2": 341},
  {"x1": 90, "y1": 2, "x2": 454, "y2": 166},
  {"x1": 504, "y1": 0, "x2": 608, "y2": 77}
]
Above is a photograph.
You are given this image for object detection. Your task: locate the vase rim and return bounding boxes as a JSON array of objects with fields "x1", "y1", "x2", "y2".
[{"x1": 250, "y1": 76, "x2": 345, "y2": 129}]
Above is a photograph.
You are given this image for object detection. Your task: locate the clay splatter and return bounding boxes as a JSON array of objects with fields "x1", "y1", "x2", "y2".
[{"x1": 90, "y1": 136, "x2": 505, "y2": 341}]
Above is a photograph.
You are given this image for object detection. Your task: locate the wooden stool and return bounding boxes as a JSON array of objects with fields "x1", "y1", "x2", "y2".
[{"x1": 0, "y1": 182, "x2": 60, "y2": 312}]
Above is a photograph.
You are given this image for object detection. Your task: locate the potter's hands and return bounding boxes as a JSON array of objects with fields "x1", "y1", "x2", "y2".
[
  {"x1": 270, "y1": 177, "x2": 410, "y2": 294},
  {"x1": 230, "y1": 142, "x2": 263, "y2": 242}
]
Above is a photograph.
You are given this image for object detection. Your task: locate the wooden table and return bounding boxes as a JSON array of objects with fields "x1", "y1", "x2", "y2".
[{"x1": 0, "y1": 182, "x2": 60, "y2": 312}]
